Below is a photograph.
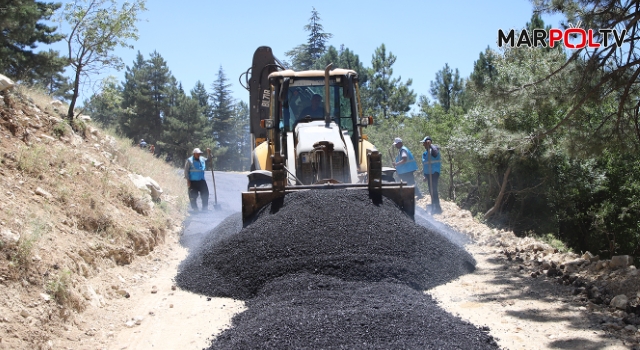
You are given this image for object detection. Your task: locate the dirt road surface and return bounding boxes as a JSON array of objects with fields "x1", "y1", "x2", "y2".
[
  {"x1": 428, "y1": 243, "x2": 629, "y2": 350},
  {"x1": 81, "y1": 171, "x2": 249, "y2": 350}
]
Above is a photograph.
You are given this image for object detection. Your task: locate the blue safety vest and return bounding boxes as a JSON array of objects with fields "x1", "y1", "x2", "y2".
[
  {"x1": 187, "y1": 156, "x2": 207, "y2": 181},
  {"x1": 422, "y1": 146, "x2": 441, "y2": 174},
  {"x1": 395, "y1": 146, "x2": 418, "y2": 174}
]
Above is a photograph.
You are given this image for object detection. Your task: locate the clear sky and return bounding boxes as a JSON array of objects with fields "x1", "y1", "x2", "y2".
[{"x1": 49, "y1": 0, "x2": 566, "y2": 106}]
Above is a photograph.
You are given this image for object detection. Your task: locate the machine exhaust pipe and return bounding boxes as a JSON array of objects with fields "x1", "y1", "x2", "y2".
[{"x1": 324, "y1": 63, "x2": 332, "y2": 125}]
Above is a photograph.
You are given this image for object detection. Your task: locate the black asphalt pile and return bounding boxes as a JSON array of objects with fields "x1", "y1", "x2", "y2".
[
  {"x1": 176, "y1": 189, "x2": 476, "y2": 299},
  {"x1": 209, "y1": 273, "x2": 498, "y2": 349},
  {"x1": 175, "y1": 213, "x2": 244, "y2": 298},
  {"x1": 175, "y1": 190, "x2": 496, "y2": 349}
]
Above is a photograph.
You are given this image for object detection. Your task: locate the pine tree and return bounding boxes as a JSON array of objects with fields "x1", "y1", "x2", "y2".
[
  {"x1": 314, "y1": 45, "x2": 369, "y2": 84},
  {"x1": 120, "y1": 51, "x2": 174, "y2": 144},
  {"x1": 0, "y1": 0, "x2": 67, "y2": 83},
  {"x1": 191, "y1": 81, "x2": 213, "y2": 121},
  {"x1": 230, "y1": 101, "x2": 251, "y2": 170},
  {"x1": 161, "y1": 89, "x2": 209, "y2": 166},
  {"x1": 210, "y1": 66, "x2": 235, "y2": 170},
  {"x1": 305, "y1": 7, "x2": 332, "y2": 63},
  {"x1": 285, "y1": 7, "x2": 332, "y2": 70},
  {"x1": 146, "y1": 51, "x2": 173, "y2": 141},
  {"x1": 368, "y1": 44, "x2": 415, "y2": 118},
  {"x1": 468, "y1": 47, "x2": 497, "y2": 92},
  {"x1": 34, "y1": 49, "x2": 74, "y2": 100},
  {"x1": 429, "y1": 63, "x2": 465, "y2": 113}
]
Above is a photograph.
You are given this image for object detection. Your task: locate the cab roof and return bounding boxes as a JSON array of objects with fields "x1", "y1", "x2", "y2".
[{"x1": 268, "y1": 68, "x2": 358, "y2": 80}]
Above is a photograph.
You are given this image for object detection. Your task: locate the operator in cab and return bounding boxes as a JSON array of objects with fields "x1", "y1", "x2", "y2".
[{"x1": 299, "y1": 94, "x2": 325, "y2": 119}]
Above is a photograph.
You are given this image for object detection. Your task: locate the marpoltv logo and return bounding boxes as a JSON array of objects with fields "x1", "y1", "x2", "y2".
[{"x1": 498, "y1": 22, "x2": 627, "y2": 49}]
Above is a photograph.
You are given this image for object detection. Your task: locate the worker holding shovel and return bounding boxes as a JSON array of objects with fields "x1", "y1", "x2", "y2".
[
  {"x1": 421, "y1": 136, "x2": 442, "y2": 214},
  {"x1": 184, "y1": 147, "x2": 212, "y2": 213}
]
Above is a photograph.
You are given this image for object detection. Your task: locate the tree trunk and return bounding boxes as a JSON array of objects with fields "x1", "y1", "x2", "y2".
[
  {"x1": 67, "y1": 65, "x2": 82, "y2": 121},
  {"x1": 484, "y1": 165, "x2": 512, "y2": 219}
]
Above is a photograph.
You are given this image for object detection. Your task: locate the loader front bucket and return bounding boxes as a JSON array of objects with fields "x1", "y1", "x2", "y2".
[{"x1": 241, "y1": 183, "x2": 415, "y2": 227}]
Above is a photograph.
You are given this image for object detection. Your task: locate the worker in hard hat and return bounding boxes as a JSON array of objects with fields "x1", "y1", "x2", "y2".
[{"x1": 184, "y1": 147, "x2": 212, "y2": 212}]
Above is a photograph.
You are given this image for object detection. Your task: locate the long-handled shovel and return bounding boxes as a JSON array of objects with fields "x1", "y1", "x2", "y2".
[
  {"x1": 210, "y1": 166, "x2": 221, "y2": 210},
  {"x1": 387, "y1": 148, "x2": 395, "y2": 168},
  {"x1": 427, "y1": 153, "x2": 434, "y2": 213}
]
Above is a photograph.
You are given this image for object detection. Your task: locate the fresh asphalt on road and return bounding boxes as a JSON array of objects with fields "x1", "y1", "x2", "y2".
[
  {"x1": 176, "y1": 174, "x2": 496, "y2": 349},
  {"x1": 180, "y1": 171, "x2": 470, "y2": 250}
]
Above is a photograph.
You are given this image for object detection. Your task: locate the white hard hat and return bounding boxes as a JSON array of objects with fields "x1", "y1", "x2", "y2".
[
  {"x1": 193, "y1": 148, "x2": 203, "y2": 154},
  {"x1": 392, "y1": 137, "x2": 403, "y2": 145}
]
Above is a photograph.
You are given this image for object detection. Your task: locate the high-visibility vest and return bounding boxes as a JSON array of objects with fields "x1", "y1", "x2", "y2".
[
  {"x1": 395, "y1": 146, "x2": 418, "y2": 174},
  {"x1": 422, "y1": 146, "x2": 441, "y2": 174},
  {"x1": 187, "y1": 156, "x2": 207, "y2": 181}
]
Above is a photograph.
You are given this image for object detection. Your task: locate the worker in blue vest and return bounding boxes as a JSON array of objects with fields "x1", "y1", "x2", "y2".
[
  {"x1": 392, "y1": 137, "x2": 423, "y2": 199},
  {"x1": 184, "y1": 147, "x2": 212, "y2": 212},
  {"x1": 421, "y1": 136, "x2": 442, "y2": 214}
]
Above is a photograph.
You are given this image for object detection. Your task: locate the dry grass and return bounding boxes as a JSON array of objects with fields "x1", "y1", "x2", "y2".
[
  {"x1": 13, "y1": 84, "x2": 67, "y2": 117},
  {"x1": 16, "y1": 144, "x2": 49, "y2": 174},
  {"x1": 11, "y1": 214, "x2": 51, "y2": 268},
  {"x1": 1, "y1": 85, "x2": 187, "y2": 291},
  {"x1": 108, "y1": 132, "x2": 188, "y2": 216}
]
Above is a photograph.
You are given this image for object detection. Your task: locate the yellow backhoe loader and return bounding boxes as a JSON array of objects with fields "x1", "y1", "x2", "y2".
[{"x1": 239, "y1": 46, "x2": 415, "y2": 225}]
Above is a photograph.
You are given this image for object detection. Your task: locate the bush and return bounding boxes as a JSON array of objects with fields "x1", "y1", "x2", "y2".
[
  {"x1": 46, "y1": 269, "x2": 72, "y2": 304},
  {"x1": 53, "y1": 120, "x2": 70, "y2": 138}
]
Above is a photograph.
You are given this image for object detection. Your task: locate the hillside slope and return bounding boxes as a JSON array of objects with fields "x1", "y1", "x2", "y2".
[{"x1": 0, "y1": 86, "x2": 187, "y2": 349}]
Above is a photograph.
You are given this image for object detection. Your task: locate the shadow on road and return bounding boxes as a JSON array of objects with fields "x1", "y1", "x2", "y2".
[{"x1": 433, "y1": 244, "x2": 629, "y2": 349}]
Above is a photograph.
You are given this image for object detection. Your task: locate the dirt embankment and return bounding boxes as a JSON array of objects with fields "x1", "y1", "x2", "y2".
[
  {"x1": 421, "y1": 197, "x2": 640, "y2": 349},
  {"x1": 0, "y1": 86, "x2": 187, "y2": 349}
]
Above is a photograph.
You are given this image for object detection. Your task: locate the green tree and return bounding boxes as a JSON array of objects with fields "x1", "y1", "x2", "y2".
[
  {"x1": 120, "y1": 51, "x2": 174, "y2": 144},
  {"x1": 60, "y1": 0, "x2": 146, "y2": 121},
  {"x1": 314, "y1": 45, "x2": 369, "y2": 84},
  {"x1": 0, "y1": 0, "x2": 67, "y2": 83},
  {"x1": 230, "y1": 101, "x2": 251, "y2": 170},
  {"x1": 210, "y1": 66, "x2": 235, "y2": 170},
  {"x1": 191, "y1": 80, "x2": 213, "y2": 121},
  {"x1": 467, "y1": 46, "x2": 498, "y2": 99},
  {"x1": 368, "y1": 43, "x2": 416, "y2": 119},
  {"x1": 531, "y1": 2, "x2": 640, "y2": 145},
  {"x1": 305, "y1": 7, "x2": 332, "y2": 62},
  {"x1": 160, "y1": 89, "x2": 209, "y2": 166},
  {"x1": 83, "y1": 75, "x2": 123, "y2": 127},
  {"x1": 35, "y1": 49, "x2": 74, "y2": 100},
  {"x1": 285, "y1": 7, "x2": 332, "y2": 70},
  {"x1": 429, "y1": 63, "x2": 465, "y2": 113}
]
